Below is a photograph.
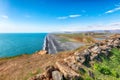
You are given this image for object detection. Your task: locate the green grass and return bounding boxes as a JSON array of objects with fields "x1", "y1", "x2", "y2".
[
  {"x1": 59, "y1": 37, "x2": 70, "y2": 42},
  {"x1": 91, "y1": 48, "x2": 120, "y2": 80},
  {"x1": 77, "y1": 48, "x2": 120, "y2": 80},
  {"x1": 56, "y1": 33, "x2": 96, "y2": 43}
]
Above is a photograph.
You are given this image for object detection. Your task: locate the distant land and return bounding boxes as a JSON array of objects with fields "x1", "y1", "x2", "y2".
[{"x1": 55, "y1": 29, "x2": 120, "y2": 34}]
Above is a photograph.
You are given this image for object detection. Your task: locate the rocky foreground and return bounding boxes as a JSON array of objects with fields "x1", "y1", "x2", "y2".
[{"x1": 29, "y1": 34, "x2": 120, "y2": 80}]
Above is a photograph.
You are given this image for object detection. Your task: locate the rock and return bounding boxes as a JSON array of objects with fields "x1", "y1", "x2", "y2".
[
  {"x1": 90, "y1": 53, "x2": 98, "y2": 61},
  {"x1": 74, "y1": 50, "x2": 91, "y2": 64},
  {"x1": 99, "y1": 44, "x2": 108, "y2": 50},
  {"x1": 74, "y1": 52, "x2": 86, "y2": 64},
  {"x1": 44, "y1": 65, "x2": 56, "y2": 79},
  {"x1": 52, "y1": 71, "x2": 64, "y2": 80},
  {"x1": 32, "y1": 70, "x2": 38, "y2": 75},
  {"x1": 84, "y1": 50, "x2": 91, "y2": 55},
  {"x1": 101, "y1": 50, "x2": 110, "y2": 56},
  {"x1": 88, "y1": 45, "x2": 101, "y2": 54},
  {"x1": 83, "y1": 50, "x2": 91, "y2": 63},
  {"x1": 106, "y1": 39, "x2": 114, "y2": 47},
  {"x1": 38, "y1": 50, "x2": 47, "y2": 55},
  {"x1": 75, "y1": 55, "x2": 85, "y2": 64},
  {"x1": 29, "y1": 35, "x2": 120, "y2": 80},
  {"x1": 56, "y1": 61, "x2": 81, "y2": 79},
  {"x1": 64, "y1": 56, "x2": 81, "y2": 71},
  {"x1": 28, "y1": 73, "x2": 46, "y2": 80},
  {"x1": 113, "y1": 38, "x2": 120, "y2": 47},
  {"x1": 64, "y1": 56, "x2": 76, "y2": 63}
]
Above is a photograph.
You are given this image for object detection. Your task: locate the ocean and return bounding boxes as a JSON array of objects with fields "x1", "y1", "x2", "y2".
[{"x1": 0, "y1": 33, "x2": 47, "y2": 58}]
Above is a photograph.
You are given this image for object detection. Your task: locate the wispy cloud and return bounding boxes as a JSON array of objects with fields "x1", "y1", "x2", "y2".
[
  {"x1": 105, "y1": 6, "x2": 120, "y2": 14},
  {"x1": 1, "y1": 15, "x2": 8, "y2": 19},
  {"x1": 69, "y1": 14, "x2": 81, "y2": 18},
  {"x1": 57, "y1": 14, "x2": 81, "y2": 20},
  {"x1": 57, "y1": 16, "x2": 68, "y2": 20}
]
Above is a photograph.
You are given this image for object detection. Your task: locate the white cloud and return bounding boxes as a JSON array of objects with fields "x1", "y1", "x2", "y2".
[
  {"x1": 1, "y1": 15, "x2": 8, "y2": 19},
  {"x1": 57, "y1": 16, "x2": 68, "y2": 20},
  {"x1": 57, "y1": 14, "x2": 81, "y2": 20},
  {"x1": 105, "y1": 6, "x2": 120, "y2": 14},
  {"x1": 69, "y1": 14, "x2": 81, "y2": 18}
]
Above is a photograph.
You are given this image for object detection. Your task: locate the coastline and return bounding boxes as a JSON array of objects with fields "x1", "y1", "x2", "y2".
[{"x1": 0, "y1": 33, "x2": 47, "y2": 58}]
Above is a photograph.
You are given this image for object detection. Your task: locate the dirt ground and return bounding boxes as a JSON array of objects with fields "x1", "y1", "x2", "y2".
[{"x1": 0, "y1": 50, "x2": 76, "y2": 80}]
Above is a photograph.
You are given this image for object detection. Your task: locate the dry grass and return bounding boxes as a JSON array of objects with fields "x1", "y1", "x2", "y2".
[
  {"x1": 0, "y1": 50, "x2": 75, "y2": 80},
  {"x1": 56, "y1": 33, "x2": 96, "y2": 44}
]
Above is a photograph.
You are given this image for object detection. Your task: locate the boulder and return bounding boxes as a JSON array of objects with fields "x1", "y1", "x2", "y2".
[
  {"x1": 99, "y1": 44, "x2": 108, "y2": 50},
  {"x1": 52, "y1": 71, "x2": 64, "y2": 80},
  {"x1": 83, "y1": 50, "x2": 91, "y2": 55},
  {"x1": 64, "y1": 56, "x2": 76, "y2": 64},
  {"x1": 56, "y1": 61, "x2": 81, "y2": 79},
  {"x1": 74, "y1": 50, "x2": 91, "y2": 64},
  {"x1": 38, "y1": 50, "x2": 47, "y2": 55},
  {"x1": 101, "y1": 50, "x2": 110, "y2": 57},
  {"x1": 64, "y1": 56, "x2": 81, "y2": 71},
  {"x1": 106, "y1": 39, "x2": 114, "y2": 47},
  {"x1": 113, "y1": 38, "x2": 120, "y2": 47},
  {"x1": 44, "y1": 65, "x2": 56, "y2": 79},
  {"x1": 90, "y1": 53, "x2": 99, "y2": 61},
  {"x1": 28, "y1": 73, "x2": 46, "y2": 80},
  {"x1": 88, "y1": 45, "x2": 101, "y2": 54},
  {"x1": 75, "y1": 54, "x2": 85, "y2": 64}
]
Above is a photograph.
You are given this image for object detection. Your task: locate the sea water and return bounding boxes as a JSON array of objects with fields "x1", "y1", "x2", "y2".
[{"x1": 0, "y1": 33, "x2": 47, "y2": 58}]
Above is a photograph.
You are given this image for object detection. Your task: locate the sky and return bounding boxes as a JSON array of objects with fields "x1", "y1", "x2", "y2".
[{"x1": 0, "y1": 0, "x2": 120, "y2": 33}]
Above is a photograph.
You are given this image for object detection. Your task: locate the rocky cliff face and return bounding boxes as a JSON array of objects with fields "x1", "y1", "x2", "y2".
[
  {"x1": 30, "y1": 35, "x2": 120, "y2": 80},
  {"x1": 43, "y1": 34, "x2": 84, "y2": 54}
]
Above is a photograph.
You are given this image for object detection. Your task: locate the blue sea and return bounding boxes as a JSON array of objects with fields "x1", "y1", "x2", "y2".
[{"x1": 0, "y1": 33, "x2": 47, "y2": 58}]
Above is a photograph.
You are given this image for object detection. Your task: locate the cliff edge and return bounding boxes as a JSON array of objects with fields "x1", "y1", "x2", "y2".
[{"x1": 30, "y1": 34, "x2": 120, "y2": 80}]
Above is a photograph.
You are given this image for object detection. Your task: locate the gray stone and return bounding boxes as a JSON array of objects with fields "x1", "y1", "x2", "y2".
[
  {"x1": 90, "y1": 53, "x2": 98, "y2": 61},
  {"x1": 113, "y1": 38, "x2": 120, "y2": 47},
  {"x1": 52, "y1": 71, "x2": 64, "y2": 80},
  {"x1": 56, "y1": 61, "x2": 80, "y2": 79},
  {"x1": 75, "y1": 55, "x2": 85, "y2": 64},
  {"x1": 45, "y1": 65, "x2": 56, "y2": 79},
  {"x1": 89, "y1": 45, "x2": 101, "y2": 54}
]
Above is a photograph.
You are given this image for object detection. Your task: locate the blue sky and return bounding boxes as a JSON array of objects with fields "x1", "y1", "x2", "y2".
[{"x1": 0, "y1": 0, "x2": 120, "y2": 33}]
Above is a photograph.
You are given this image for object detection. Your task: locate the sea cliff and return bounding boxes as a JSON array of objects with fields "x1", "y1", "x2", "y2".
[{"x1": 30, "y1": 34, "x2": 120, "y2": 80}]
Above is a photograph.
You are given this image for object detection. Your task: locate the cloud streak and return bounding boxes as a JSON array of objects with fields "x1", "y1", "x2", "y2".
[
  {"x1": 57, "y1": 16, "x2": 68, "y2": 20},
  {"x1": 69, "y1": 14, "x2": 81, "y2": 18},
  {"x1": 105, "y1": 6, "x2": 120, "y2": 14},
  {"x1": 57, "y1": 14, "x2": 81, "y2": 20}
]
